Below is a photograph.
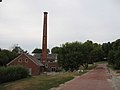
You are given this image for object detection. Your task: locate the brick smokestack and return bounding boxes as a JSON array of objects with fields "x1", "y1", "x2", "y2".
[{"x1": 41, "y1": 12, "x2": 48, "y2": 64}]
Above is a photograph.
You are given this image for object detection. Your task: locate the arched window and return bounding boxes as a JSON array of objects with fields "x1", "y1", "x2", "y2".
[
  {"x1": 25, "y1": 58, "x2": 28, "y2": 63},
  {"x1": 18, "y1": 58, "x2": 22, "y2": 63}
]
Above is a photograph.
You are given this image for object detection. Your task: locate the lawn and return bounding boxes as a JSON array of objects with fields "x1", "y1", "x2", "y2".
[
  {"x1": 95, "y1": 61, "x2": 107, "y2": 64},
  {"x1": 0, "y1": 64, "x2": 96, "y2": 90},
  {"x1": 0, "y1": 72, "x2": 85, "y2": 90}
]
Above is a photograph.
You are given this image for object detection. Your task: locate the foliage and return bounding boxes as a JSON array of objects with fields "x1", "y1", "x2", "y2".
[
  {"x1": 0, "y1": 65, "x2": 29, "y2": 83},
  {"x1": 113, "y1": 50, "x2": 120, "y2": 69},
  {"x1": 108, "y1": 50, "x2": 115, "y2": 65},
  {"x1": 107, "y1": 39, "x2": 120, "y2": 69},
  {"x1": 58, "y1": 42, "x2": 83, "y2": 71},
  {"x1": 32, "y1": 48, "x2": 50, "y2": 54},
  {"x1": 0, "y1": 49, "x2": 18, "y2": 66},
  {"x1": 12, "y1": 45, "x2": 24, "y2": 54},
  {"x1": 0, "y1": 45, "x2": 25, "y2": 66},
  {"x1": 102, "y1": 42, "x2": 112, "y2": 58},
  {"x1": 51, "y1": 46, "x2": 60, "y2": 54},
  {"x1": 90, "y1": 46, "x2": 104, "y2": 62},
  {"x1": 32, "y1": 48, "x2": 42, "y2": 53},
  {"x1": 53, "y1": 41, "x2": 104, "y2": 71}
]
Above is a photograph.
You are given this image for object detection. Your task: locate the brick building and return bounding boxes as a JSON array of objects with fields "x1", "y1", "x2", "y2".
[
  {"x1": 7, "y1": 53, "x2": 44, "y2": 75},
  {"x1": 7, "y1": 53, "x2": 59, "y2": 75},
  {"x1": 33, "y1": 53, "x2": 59, "y2": 72}
]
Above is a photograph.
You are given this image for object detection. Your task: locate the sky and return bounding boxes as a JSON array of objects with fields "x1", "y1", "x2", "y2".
[{"x1": 0, "y1": 0, "x2": 120, "y2": 53}]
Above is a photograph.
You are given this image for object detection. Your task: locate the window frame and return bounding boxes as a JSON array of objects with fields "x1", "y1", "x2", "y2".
[
  {"x1": 18, "y1": 58, "x2": 22, "y2": 63},
  {"x1": 25, "y1": 58, "x2": 28, "y2": 63}
]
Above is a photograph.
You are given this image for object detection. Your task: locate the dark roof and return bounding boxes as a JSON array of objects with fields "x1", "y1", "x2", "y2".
[
  {"x1": 7, "y1": 53, "x2": 44, "y2": 66},
  {"x1": 33, "y1": 53, "x2": 42, "y2": 59},
  {"x1": 26, "y1": 54, "x2": 44, "y2": 66},
  {"x1": 47, "y1": 54, "x2": 57, "y2": 61},
  {"x1": 33, "y1": 54, "x2": 57, "y2": 61}
]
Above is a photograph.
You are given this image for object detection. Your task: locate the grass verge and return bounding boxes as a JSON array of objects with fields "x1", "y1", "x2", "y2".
[
  {"x1": 0, "y1": 64, "x2": 96, "y2": 90},
  {"x1": 0, "y1": 72, "x2": 85, "y2": 90},
  {"x1": 95, "y1": 61, "x2": 107, "y2": 64},
  {"x1": 85, "y1": 64, "x2": 97, "y2": 70},
  {"x1": 107, "y1": 64, "x2": 120, "y2": 75}
]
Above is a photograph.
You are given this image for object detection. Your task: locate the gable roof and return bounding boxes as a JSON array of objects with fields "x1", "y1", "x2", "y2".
[
  {"x1": 7, "y1": 53, "x2": 44, "y2": 66},
  {"x1": 27, "y1": 54, "x2": 44, "y2": 66}
]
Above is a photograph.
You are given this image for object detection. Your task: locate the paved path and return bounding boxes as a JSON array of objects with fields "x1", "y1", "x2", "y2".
[{"x1": 52, "y1": 64, "x2": 115, "y2": 90}]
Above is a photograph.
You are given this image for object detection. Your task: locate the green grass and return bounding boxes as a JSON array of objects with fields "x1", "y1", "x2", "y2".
[
  {"x1": 0, "y1": 72, "x2": 85, "y2": 90},
  {"x1": 0, "y1": 64, "x2": 96, "y2": 90},
  {"x1": 107, "y1": 64, "x2": 120, "y2": 75},
  {"x1": 85, "y1": 64, "x2": 97, "y2": 70},
  {"x1": 95, "y1": 61, "x2": 107, "y2": 64},
  {"x1": 107, "y1": 64, "x2": 114, "y2": 69}
]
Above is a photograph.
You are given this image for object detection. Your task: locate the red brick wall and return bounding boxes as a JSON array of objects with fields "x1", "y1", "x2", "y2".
[{"x1": 8, "y1": 54, "x2": 41, "y2": 75}]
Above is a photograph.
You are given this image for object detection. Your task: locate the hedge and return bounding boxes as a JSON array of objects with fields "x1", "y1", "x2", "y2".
[{"x1": 0, "y1": 65, "x2": 29, "y2": 83}]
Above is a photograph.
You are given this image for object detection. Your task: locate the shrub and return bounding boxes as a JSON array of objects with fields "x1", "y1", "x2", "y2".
[{"x1": 0, "y1": 65, "x2": 29, "y2": 83}]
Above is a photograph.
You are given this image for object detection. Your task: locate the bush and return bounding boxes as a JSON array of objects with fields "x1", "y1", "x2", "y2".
[{"x1": 0, "y1": 65, "x2": 29, "y2": 83}]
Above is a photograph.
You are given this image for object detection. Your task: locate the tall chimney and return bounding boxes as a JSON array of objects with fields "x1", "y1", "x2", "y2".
[{"x1": 41, "y1": 12, "x2": 48, "y2": 64}]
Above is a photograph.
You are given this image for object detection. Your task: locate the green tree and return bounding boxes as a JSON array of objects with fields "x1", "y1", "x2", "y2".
[
  {"x1": 90, "y1": 47, "x2": 104, "y2": 62},
  {"x1": 0, "y1": 49, "x2": 18, "y2": 66},
  {"x1": 107, "y1": 39, "x2": 120, "y2": 69},
  {"x1": 51, "y1": 47, "x2": 60, "y2": 54},
  {"x1": 112, "y1": 39, "x2": 120, "y2": 50},
  {"x1": 108, "y1": 50, "x2": 115, "y2": 65},
  {"x1": 32, "y1": 48, "x2": 50, "y2": 54},
  {"x1": 0, "y1": 51, "x2": 9, "y2": 66},
  {"x1": 32, "y1": 48, "x2": 42, "y2": 54},
  {"x1": 82, "y1": 40, "x2": 94, "y2": 64},
  {"x1": 114, "y1": 50, "x2": 120, "y2": 69},
  {"x1": 58, "y1": 41, "x2": 90, "y2": 71},
  {"x1": 52, "y1": 40, "x2": 111, "y2": 71},
  {"x1": 102, "y1": 42, "x2": 112, "y2": 58}
]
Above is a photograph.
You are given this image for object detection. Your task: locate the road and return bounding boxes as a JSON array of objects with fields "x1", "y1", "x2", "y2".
[{"x1": 53, "y1": 64, "x2": 115, "y2": 90}]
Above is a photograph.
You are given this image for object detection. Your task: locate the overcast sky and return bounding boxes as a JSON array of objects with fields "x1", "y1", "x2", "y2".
[{"x1": 0, "y1": 0, "x2": 120, "y2": 53}]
